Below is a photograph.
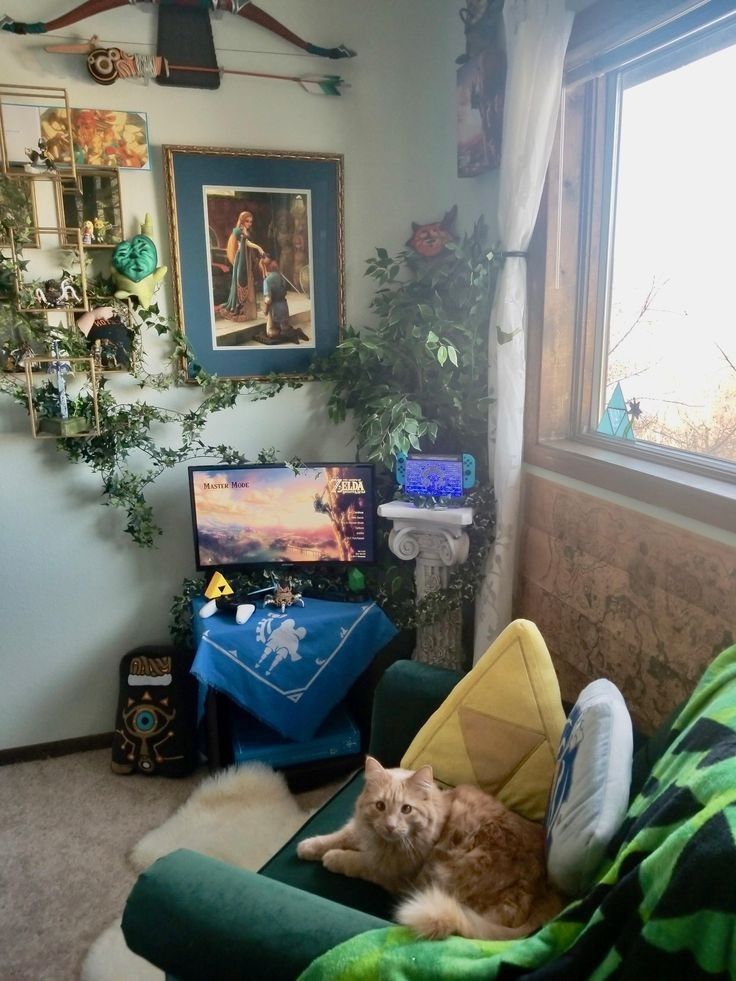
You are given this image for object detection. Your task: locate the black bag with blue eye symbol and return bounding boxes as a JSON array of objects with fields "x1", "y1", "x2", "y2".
[{"x1": 111, "y1": 645, "x2": 198, "y2": 777}]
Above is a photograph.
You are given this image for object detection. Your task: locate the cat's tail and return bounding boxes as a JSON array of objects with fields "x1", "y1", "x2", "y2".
[{"x1": 395, "y1": 885, "x2": 561, "y2": 941}]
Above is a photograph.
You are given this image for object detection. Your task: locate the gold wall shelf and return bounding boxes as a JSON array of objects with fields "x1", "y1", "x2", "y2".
[
  {"x1": 56, "y1": 167, "x2": 124, "y2": 248},
  {"x1": 0, "y1": 84, "x2": 77, "y2": 184},
  {"x1": 9, "y1": 225, "x2": 89, "y2": 313}
]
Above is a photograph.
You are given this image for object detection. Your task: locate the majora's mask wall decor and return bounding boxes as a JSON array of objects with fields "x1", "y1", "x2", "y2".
[{"x1": 110, "y1": 214, "x2": 168, "y2": 306}]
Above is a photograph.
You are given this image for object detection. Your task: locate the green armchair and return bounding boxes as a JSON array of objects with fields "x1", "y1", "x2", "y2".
[
  {"x1": 121, "y1": 660, "x2": 463, "y2": 979},
  {"x1": 122, "y1": 649, "x2": 736, "y2": 979}
]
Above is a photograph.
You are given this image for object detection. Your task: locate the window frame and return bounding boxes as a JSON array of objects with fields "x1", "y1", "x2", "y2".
[{"x1": 525, "y1": 0, "x2": 736, "y2": 534}]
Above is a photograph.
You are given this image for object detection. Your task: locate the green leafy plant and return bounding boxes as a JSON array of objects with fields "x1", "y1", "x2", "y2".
[
  {"x1": 0, "y1": 250, "x2": 50, "y2": 370},
  {"x1": 314, "y1": 218, "x2": 495, "y2": 472}
]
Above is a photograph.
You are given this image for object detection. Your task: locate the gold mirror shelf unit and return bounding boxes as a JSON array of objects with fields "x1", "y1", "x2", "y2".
[
  {"x1": 0, "y1": 84, "x2": 78, "y2": 185},
  {"x1": 8, "y1": 225, "x2": 90, "y2": 314}
]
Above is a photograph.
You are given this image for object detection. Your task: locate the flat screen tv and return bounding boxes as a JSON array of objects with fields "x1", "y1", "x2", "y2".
[{"x1": 188, "y1": 463, "x2": 376, "y2": 571}]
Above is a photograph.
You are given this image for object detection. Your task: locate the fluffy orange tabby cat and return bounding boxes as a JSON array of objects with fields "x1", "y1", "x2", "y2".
[{"x1": 298, "y1": 756, "x2": 562, "y2": 940}]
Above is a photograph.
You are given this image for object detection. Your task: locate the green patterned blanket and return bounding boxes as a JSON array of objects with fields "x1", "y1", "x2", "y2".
[{"x1": 300, "y1": 645, "x2": 736, "y2": 980}]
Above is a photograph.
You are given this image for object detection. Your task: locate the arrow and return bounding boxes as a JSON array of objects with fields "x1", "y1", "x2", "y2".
[{"x1": 167, "y1": 63, "x2": 350, "y2": 95}]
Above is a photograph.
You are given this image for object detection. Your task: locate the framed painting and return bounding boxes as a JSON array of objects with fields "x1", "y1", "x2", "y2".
[
  {"x1": 38, "y1": 107, "x2": 151, "y2": 170},
  {"x1": 456, "y1": 47, "x2": 506, "y2": 178},
  {"x1": 163, "y1": 145, "x2": 344, "y2": 380}
]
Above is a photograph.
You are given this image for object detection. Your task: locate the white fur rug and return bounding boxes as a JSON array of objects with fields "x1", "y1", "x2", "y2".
[{"x1": 81, "y1": 763, "x2": 314, "y2": 981}]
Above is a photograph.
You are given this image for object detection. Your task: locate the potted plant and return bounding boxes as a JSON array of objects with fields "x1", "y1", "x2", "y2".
[
  {"x1": 311, "y1": 215, "x2": 498, "y2": 628},
  {"x1": 315, "y1": 216, "x2": 494, "y2": 472}
]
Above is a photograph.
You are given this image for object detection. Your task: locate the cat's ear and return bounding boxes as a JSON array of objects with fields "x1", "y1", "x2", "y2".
[
  {"x1": 364, "y1": 756, "x2": 385, "y2": 779},
  {"x1": 409, "y1": 764, "x2": 434, "y2": 790}
]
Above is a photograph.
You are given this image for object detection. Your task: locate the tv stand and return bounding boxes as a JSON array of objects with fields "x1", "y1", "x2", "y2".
[{"x1": 202, "y1": 629, "x2": 413, "y2": 788}]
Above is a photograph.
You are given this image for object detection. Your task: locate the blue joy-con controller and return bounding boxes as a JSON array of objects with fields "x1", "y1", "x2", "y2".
[
  {"x1": 395, "y1": 452, "x2": 408, "y2": 486},
  {"x1": 462, "y1": 453, "x2": 476, "y2": 489}
]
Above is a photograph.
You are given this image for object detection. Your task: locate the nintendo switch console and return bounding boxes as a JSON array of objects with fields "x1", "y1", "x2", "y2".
[{"x1": 395, "y1": 453, "x2": 476, "y2": 499}]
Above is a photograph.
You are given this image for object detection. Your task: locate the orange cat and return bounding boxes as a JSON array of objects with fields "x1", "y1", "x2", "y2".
[{"x1": 298, "y1": 756, "x2": 562, "y2": 940}]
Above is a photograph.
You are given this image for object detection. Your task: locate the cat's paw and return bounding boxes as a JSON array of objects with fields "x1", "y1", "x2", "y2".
[
  {"x1": 297, "y1": 836, "x2": 326, "y2": 861},
  {"x1": 322, "y1": 848, "x2": 350, "y2": 874}
]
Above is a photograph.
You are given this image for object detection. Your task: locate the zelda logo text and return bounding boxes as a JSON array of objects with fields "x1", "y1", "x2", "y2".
[{"x1": 330, "y1": 478, "x2": 366, "y2": 494}]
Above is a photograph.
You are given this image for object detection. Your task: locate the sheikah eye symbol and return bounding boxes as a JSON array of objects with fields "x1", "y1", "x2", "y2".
[
  {"x1": 128, "y1": 703, "x2": 168, "y2": 735},
  {"x1": 116, "y1": 696, "x2": 178, "y2": 774}
]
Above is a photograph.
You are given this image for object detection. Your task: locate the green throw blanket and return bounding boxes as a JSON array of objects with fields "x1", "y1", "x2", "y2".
[{"x1": 300, "y1": 645, "x2": 736, "y2": 980}]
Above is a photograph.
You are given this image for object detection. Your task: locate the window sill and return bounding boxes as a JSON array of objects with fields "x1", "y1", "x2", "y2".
[{"x1": 526, "y1": 437, "x2": 736, "y2": 535}]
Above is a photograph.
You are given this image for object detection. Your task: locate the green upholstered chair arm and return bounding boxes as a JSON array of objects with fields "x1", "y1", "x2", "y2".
[
  {"x1": 367, "y1": 659, "x2": 463, "y2": 766},
  {"x1": 121, "y1": 849, "x2": 390, "y2": 981}
]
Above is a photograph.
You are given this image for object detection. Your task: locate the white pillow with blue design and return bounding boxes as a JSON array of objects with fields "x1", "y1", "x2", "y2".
[{"x1": 545, "y1": 679, "x2": 633, "y2": 897}]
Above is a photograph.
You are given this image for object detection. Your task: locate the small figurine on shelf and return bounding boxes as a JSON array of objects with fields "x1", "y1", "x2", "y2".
[
  {"x1": 24, "y1": 138, "x2": 57, "y2": 174},
  {"x1": 34, "y1": 283, "x2": 52, "y2": 307},
  {"x1": 58, "y1": 276, "x2": 82, "y2": 306},
  {"x1": 82, "y1": 220, "x2": 94, "y2": 246},
  {"x1": 1, "y1": 342, "x2": 33, "y2": 372},
  {"x1": 32, "y1": 277, "x2": 81, "y2": 308},
  {"x1": 47, "y1": 340, "x2": 72, "y2": 419},
  {"x1": 93, "y1": 216, "x2": 108, "y2": 244},
  {"x1": 264, "y1": 577, "x2": 304, "y2": 614}
]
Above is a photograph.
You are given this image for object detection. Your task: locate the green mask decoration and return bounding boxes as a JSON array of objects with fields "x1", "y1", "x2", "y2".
[
  {"x1": 110, "y1": 222, "x2": 168, "y2": 307},
  {"x1": 112, "y1": 234, "x2": 158, "y2": 283}
]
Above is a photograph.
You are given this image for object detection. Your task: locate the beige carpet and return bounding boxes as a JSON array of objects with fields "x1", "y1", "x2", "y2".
[
  {"x1": 0, "y1": 749, "x2": 338, "y2": 981},
  {"x1": 81, "y1": 762, "x2": 321, "y2": 980}
]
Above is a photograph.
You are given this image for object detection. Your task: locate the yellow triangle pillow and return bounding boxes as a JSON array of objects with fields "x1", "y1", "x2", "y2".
[{"x1": 401, "y1": 619, "x2": 565, "y2": 822}]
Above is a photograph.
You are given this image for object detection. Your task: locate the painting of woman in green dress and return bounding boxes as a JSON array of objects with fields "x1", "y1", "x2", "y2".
[{"x1": 218, "y1": 210, "x2": 266, "y2": 322}]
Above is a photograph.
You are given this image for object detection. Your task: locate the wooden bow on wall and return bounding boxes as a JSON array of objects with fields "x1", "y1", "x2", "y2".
[{"x1": 1, "y1": 1, "x2": 356, "y2": 90}]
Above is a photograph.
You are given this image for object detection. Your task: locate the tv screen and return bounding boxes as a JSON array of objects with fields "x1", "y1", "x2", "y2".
[{"x1": 188, "y1": 463, "x2": 375, "y2": 570}]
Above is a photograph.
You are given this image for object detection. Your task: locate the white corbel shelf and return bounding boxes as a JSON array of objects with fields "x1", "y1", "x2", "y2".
[{"x1": 378, "y1": 501, "x2": 474, "y2": 671}]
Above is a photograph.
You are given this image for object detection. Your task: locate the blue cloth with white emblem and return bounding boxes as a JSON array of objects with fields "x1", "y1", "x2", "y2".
[{"x1": 191, "y1": 596, "x2": 398, "y2": 741}]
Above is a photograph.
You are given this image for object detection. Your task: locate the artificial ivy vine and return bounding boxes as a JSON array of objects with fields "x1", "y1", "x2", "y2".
[
  {"x1": 0, "y1": 209, "x2": 498, "y2": 640},
  {"x1": 0, "y1": 304, "x2": 301, "y2": 547}
]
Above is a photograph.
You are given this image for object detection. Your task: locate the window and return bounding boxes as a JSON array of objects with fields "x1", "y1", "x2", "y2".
[{"x1": 526, "y1": 0, "x2": 736, "y2": 533}]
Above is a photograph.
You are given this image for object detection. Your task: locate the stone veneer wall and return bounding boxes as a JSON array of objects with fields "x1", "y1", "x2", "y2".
[{"x1": 516, "y1": 474, "x2": 736, "y2": 734}]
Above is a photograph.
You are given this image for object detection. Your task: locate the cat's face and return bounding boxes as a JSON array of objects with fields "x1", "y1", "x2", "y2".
[{"x1": 358, "y1": 758, "x2": 437, "y2": 844}]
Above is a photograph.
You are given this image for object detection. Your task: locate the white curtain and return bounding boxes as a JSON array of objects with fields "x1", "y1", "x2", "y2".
[{"x1": 474, "y1": 0, "x2": 574, "y2": 661}]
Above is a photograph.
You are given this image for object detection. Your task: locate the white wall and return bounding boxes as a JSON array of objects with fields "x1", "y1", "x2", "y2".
[{"x1": 0, "y1": 0, "x2": 496, "y2": 748}]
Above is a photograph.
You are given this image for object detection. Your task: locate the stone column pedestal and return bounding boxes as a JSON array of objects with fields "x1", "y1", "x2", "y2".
[{"x1": 377, "y1": 501, "x2": 474, "y2": 672}]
